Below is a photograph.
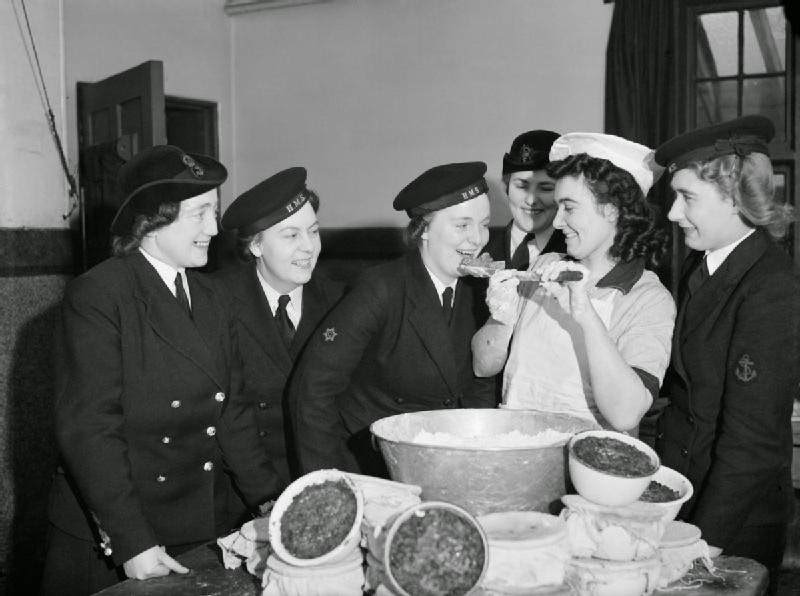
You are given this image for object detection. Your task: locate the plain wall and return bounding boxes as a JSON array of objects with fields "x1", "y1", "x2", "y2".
[
  {"x1": 229, "y1": 0, "x2": 614, "y2": 227},
  {"x1": 1, "y1": 0, "x2": 68, "y2": 228}
]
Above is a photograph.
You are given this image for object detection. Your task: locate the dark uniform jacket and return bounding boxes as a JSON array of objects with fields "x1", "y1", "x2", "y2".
[
  {"x1": 49, "y1": 251, "x2": 278, "y2": 565},
  {"x1": 656, "y1": 230, "x2": 800, "y2": 551},
  {"x1": 290, "y1": 250, "x2": 497, "y2": 475},
  {"x1": 212, "y1": 263, "x2": 344, "y2": 486},
  {"x1": 483, "y1": 221, "x2": 567, "y2": 268}
]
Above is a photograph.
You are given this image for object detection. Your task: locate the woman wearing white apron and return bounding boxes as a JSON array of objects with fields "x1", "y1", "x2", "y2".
[{"x1": 473, "y1": 133, "x2": 676, "y2": 432}]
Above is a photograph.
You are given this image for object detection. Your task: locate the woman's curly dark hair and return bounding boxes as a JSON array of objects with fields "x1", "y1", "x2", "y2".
[
  {"x1": 546, "y1": 154, "x2": 668, "y2": 268},
  {"x1": 111, "y1": 201, "x2": 181, "y2": 256}
]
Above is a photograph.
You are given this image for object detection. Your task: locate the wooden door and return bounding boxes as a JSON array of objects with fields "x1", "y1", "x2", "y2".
[{"x1": 77, "y1": 60, "x2": 166, "y2": 269}]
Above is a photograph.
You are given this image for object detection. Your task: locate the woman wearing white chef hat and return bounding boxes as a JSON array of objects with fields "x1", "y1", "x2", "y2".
[{"x1": 473, "y1": 133, "x2": 675, "y2": 433}]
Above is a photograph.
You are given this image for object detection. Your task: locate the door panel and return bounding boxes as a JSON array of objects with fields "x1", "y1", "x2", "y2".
[{"x1": 77, "y1": 60, "x2": 166, "y2": 269}]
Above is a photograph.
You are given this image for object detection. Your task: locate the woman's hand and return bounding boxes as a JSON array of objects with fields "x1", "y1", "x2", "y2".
[
  {"x1": 123, "y1": 545, "x2": 189, "y2": 580},
  {"x1": 486, "y1": 269, "x2": 521, "y2": 325},
  {"x1": 536, "y1": 260, "x2": 592, "y2": 321}
]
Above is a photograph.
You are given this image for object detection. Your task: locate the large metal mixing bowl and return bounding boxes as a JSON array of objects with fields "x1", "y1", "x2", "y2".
[{"x1": 370, "y1": 409, "x2": 597, "y2": 516}]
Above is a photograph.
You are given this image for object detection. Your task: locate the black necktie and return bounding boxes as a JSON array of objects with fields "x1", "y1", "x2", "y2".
[
  {"x1": 509, "y1": 232, "x2": 536, "y2": 270},
  {"x1": 687, "y1": 257, "x2": 710, "y2": 296},
  {"x1": 442, "y1": 287, "x2": 454, "y2": 324},
  {"x1": 174, "y1": 272, "x2": 192, "y2": 318},
  {"x1": 275, "y1": 294, "x2": 295, "y2": 348}
]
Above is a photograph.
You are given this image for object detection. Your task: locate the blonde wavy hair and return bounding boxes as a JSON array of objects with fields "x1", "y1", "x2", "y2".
[{"x1": 684, "y1": 152, "x2": 795, "y2": 239}]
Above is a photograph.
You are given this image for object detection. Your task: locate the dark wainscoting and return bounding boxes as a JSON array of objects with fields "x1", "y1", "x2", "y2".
[{"x1": 0, "y1": 229, "x2": 77, "y2": 276}]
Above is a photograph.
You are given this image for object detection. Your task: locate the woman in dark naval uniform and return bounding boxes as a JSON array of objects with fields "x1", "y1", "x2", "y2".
[
  {"x1": 654, "y1": 115, "x2": 800, "y2": 588},
  {"x1": 41, "y1": 146, "x2": 279, "y2": 595},
  {"x1": 291, "y1": 162, "x2": 497, "y2": 475},
  {"x1": 214, "y1": 167, "x2": 344, "y2": 488}
]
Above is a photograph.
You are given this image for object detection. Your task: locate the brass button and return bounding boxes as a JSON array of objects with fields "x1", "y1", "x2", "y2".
[
  {"x1": 170, "y1": 400, "x2": 181, "y2": 409},
  {"x1": 161, "y1": 436, "x2": 171, "y2": 444},
  {"x1": 258, "y1": 430, "x2": 267, "y2": 438},
  {"x1": 258, "y1": 401, "x2": 267, "y2": 410},
  {"x1": 680, "y1": 448, "x2": 689, "y2": 458},
  {"x1": 395, "y1": 397, "x2": 404, "y2": 404},
  {"x1": 203, "y1": 461, "x2": 214, "y2": 472},
  {"x1": 214, "y1": 392, "x2": 225, "y2": 403},
  {"x1": 206, "y1": 426, "x2": 216, "y2": 437},
  {"x1": 156, "y1": 474, "x2": 166, "y2": 482},
  {"x1": 102, "y1": 546, "x2": 113, "y2": 556}
]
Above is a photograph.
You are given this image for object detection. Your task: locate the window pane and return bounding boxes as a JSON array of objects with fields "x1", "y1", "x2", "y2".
[
  {"x1": 696, "y1": 80, "x2": 737, "y2": 127},
  {"x1": 697, "y1": 12, "x2": 739, "y2": 77},
  {"x1": 744, "y1": 8, "x2": 786, "y2": 74},
  {"x1": 743, "y1": 77, "x2": 785, "y2": 141}
]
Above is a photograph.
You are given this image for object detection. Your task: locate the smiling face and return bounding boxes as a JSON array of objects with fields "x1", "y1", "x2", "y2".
[
  {"x1": 420, "y1": 195, "x2": 491, "y2": 284},
  {"x1": 141, "y1": 189, "x2": 219, "y2": 268},
  {"x1": 506, "y1": 170, "x2": 557, "y2": 235},
  {"x1": 250, "y1": 202, "x2": 321, "y2": 294},
  {"x1": 552, "y1": 175, "x2": 618, "y2": 266},
  {"x1": 668, "y1": 168, "x2": 748, "y2": 252}
]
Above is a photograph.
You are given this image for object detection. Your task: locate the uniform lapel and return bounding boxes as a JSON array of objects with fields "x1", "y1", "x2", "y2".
[
  {"x1": 235, "y1": 265, "x2": 293, "y2": 372},
  {"x1": 681, "y1": 232, "x2": 767, "y2": 343},
  {"x1": 128, "y1": 253, "x2": 224, "y2": 389},
  {"x1": 405, "y1": 252, "x2": 459, "y2": 398},
  {"x1": 671, "y1": 252, "x2": 701, "y2": 383},
  {"x1": 292, "y1": 275, "x2": 325, "y2": 358},
  {"x1": 503, "y1": 222, "x2": 514, "y2": 263}
]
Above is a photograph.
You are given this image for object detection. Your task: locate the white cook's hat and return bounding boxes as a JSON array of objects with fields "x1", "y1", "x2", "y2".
[{"x1": 548, "y1": 133, "x2": 663, "y2": 195}]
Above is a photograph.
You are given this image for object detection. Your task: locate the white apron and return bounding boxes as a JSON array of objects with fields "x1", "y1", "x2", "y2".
[{"x1": 502, "y1": 285, "x2": 616, "y2": 428}]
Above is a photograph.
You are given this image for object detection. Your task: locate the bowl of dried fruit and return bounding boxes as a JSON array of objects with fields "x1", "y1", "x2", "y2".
[
  {"x1": 381, "y1": 501, "x2": 488, "y2": 596},
  {"x1": 269, "y1": 469, "x2": 364, "y2": 567},
  {"x1": 637, "y1": 465, "x2": 693, "y2": 524},
  {"x1": 568, "y1": 430, "x2": 659, "y2": 507}
]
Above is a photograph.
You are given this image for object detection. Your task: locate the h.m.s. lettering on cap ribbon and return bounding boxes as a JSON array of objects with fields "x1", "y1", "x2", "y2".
[
  {"x1": 285, "y1": 191, "x2": 309, "y2": 214},
  {"x1": 408, "y1": 178, "x2": 489, "y2": 217},
  {"x1": 238, "y1": 189, "x2": 310, "y2": 235}
]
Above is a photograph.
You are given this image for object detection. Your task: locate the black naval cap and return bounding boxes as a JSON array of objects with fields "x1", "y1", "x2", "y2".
[
  {"x1": 110, "y1": 145, "x2": 227, "y2": 235},
  {"x1": 655, "y1": 115, "x2": 775, "y2": 175},
  {"x1": 221, "y1": 167, "x2": 316, "y2": 236},
  {"x1": 502, "y1": 129, "x2": 561, "y2": 174},
  {"x1": 393, "y1": 161, "x2": 488, "y2": 217}
]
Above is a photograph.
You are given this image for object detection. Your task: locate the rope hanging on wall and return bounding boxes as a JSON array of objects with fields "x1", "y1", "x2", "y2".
[{"x1": 13, "y1": 0, "x2": 79, "y2": 220}]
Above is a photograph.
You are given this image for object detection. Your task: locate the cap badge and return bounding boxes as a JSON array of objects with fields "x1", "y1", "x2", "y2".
[
  {"x1": 520, "y1": 144, "x2": 533, "y2": 163},
  {"x1": 323, "y1": 327, "x2": 337, "y2": 342},
  {"x1": 734, "y1": 353, "x2": 757, "y2": 384},
  {"x1": 668, "y1": 162, "x2": 677, "y2": 174},
  {"x1": 182, "y1": 154, "x2": 205, "y2": 178}
]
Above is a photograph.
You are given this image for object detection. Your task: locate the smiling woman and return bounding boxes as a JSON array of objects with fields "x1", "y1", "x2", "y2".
[
  {"x1": 473, "y1": 132, "x2": 675, "y2": 434},
  {"x1": 290, "y1": 161, "x2": 498, "y2": 476}
]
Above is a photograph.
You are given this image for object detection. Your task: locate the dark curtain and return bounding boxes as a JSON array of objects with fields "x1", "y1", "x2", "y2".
[
  {"x1": 605, "y1": 0, "x2": 683, "y2": 294},
  {"x1": 604, "y1": 0, "x2": 679, "y2": 147}
]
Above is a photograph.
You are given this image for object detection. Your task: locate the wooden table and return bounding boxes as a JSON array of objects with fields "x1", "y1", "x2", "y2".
[{"x1": 94, "y1": 546, "x2": 767, "y2": 596}]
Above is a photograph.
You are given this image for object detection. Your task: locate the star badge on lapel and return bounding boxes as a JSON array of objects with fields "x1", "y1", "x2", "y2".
[{"x1": 323, "y1": 327, "x2": 337, "y2": 342}]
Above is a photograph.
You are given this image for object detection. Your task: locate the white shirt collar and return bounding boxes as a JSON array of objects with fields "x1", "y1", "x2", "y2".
[
  {"x1": 255, "y1": 267, "x2": 303, "y2": 328},
  {"x1": 139, "y1": 248, "x2": 189, "y2": 303},
  {"x1": 705, "y1": 228, "x2": 756, "y2": 275},
  {"x1": 422, "y1": 263, "x2": 457, "y2": 306},
  {"x1": 510, "y1": 225, "x2": 554, "y2": 254}
]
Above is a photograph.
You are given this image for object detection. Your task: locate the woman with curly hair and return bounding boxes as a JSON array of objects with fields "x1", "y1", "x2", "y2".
[
  {"x1": 473, "y1": 133, "x2": 675, "y2": 432},
  {"x1": 654, "y1": 116, "x2": 799, "y2": 581}
]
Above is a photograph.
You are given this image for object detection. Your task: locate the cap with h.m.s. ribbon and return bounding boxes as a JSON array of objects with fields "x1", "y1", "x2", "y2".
[
  {"x1": 502, "y1": 129, "x2": 560, "y2": 175},
  {"x1": 393, "y1": 161, "x2": 488, "y2": 217},
  {"x1": 221, "y1": 167, "x2": 317, "y2": 236},
  {"x1": 110, "y1": 144, "x2": 227, "y2": 235},
  {"x1": 654, "y1": 115, "x2": 775, "y2": 175}
]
